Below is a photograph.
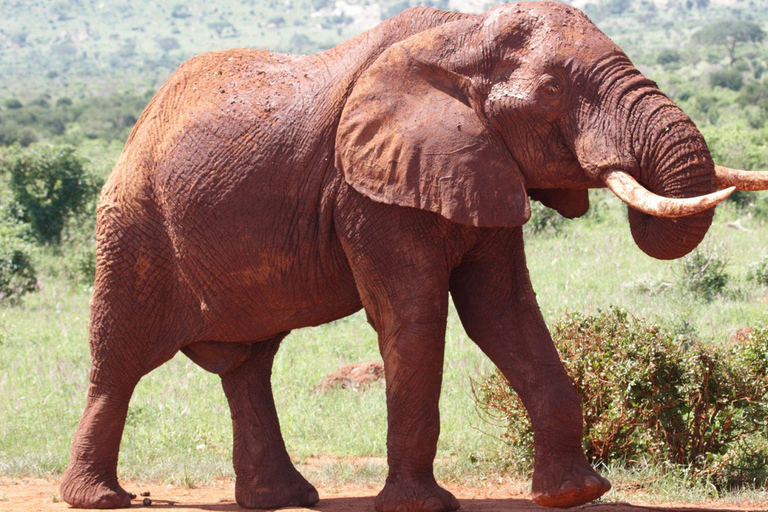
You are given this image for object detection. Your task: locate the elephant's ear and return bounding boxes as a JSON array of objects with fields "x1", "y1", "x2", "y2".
[
  {"x1": 528, "y1": 189, "x2": 590, "y2": 219},
  {"x1": 335, "y1": 36, "x2": 530, "y2": 228}
]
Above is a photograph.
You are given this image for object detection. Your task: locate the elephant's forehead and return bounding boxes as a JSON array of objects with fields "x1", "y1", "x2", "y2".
[{"x1": 484, "y1": 1, "x2": 620, "y2": 62}]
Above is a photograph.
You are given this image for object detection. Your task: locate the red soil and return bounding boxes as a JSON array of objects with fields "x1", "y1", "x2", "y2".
[{"x1": 1, "y1": 477, "x2": 766, "y2": 512}]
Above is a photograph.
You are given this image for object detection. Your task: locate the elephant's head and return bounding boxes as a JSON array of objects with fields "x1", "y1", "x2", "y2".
[{"x1": 336, "y1": 2, "x2": 768, "y2": 260}]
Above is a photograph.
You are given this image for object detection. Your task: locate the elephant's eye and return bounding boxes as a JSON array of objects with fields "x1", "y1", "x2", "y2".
[{"x1": 542, "y1": 79, "x2": 562, "y2": 96}]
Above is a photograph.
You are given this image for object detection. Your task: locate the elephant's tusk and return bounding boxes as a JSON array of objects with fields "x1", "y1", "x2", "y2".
[
  {"x1": 715, "y1": 165, "x2": 768, "y2": 191},
  {"x1": 601, "y1": 169, "x2": 735, "y2": 218}
]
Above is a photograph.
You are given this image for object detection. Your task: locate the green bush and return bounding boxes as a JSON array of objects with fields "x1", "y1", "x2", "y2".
[
  {"x1": 747, "y1": 257, "x2": 768, "y2": 286},
  {"x1": 1, "y1": 144, "x2": 98, "y2": 244},
  {"x1": 657, "y1": 48, "x2": 681, "y2": 66},
  {"x1": 0, "y1": 218, "x2": 37, "y2": 305},
  {"x1": 524, "y1": 199, "x2": 568, "y2": 236},
  {"x1": 64, "y1": 243, "x2": 96, "y2": 285},
  {"x1": 678, "y1": 245, "x2": 729, "y2": 301},
  {"x1": 710, "y1": 69, "x2": 744, "y2": 91},
  {"x1": 473, "y1": 308, "x2": 768, "y2": 488}
]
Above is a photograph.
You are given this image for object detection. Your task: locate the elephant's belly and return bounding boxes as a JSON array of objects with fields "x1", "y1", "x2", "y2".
[{"x1": 177, "y1": 234, "x2": 363, "y2": 343}]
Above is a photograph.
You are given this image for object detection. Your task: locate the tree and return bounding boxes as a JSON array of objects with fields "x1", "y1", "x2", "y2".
[
  {"x1": 1, "y1": 145, "x2": 97, "y2": 243},
  {"x1": 287, "y1": 33, "x2": 314, "y2": 54},
  {"x1": 692, "y1": 21, "x2": 766, "y2": 66},
  {"x1": 208, "y1": 21, "x2": 237, "y2": 38},
  {"x1": 709, "y1": 68, "x2": 743, "y2": 91},
  {"x1": 156, "y1": 37, "x2": 180, "y2": 53},
  {"x1": 171, "y1": 4, "x2": 191, "y2": 18},
  {"x1": 604, "y1": 0, "x2": 632, "y2": 15},
  {"x1": 381, "y1": 0, "x2": 410, "y2": 20}
]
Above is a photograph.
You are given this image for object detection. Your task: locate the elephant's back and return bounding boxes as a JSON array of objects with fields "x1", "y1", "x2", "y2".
[{"x1": 100, "y1": 47, "x2": 359, "y2": 342}]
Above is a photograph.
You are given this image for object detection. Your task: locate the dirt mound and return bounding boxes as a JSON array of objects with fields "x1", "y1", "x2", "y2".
[{"x1": 316, "y1": 361, "x2": 384, "y2": 392}]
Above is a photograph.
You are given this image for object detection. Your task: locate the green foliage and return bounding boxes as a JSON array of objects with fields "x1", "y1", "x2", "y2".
[
  {"x1": 709, "y1": 68, "x2": 743, "y2": 91},
  {"x1": 524, "y1": 200, "x2": 567, "y2": 237},
  {"x1": 474, "y1": 308, "x2": 768, "y2": 488},
  {"x1": 737, "y1": 77, "x2": 768, "y2": 113},
  {"x1": 0, "y1": 216, "x2": 37, "y2": 305},
  {"x1": 701, "y1": 124, "x2": 768, "y2": 172},
  {"x1": 747, "y1": 257, "x2": 768, "y2": 286},
  {"x1": 692, "y1": 21, "x2": 766, "y2": 65},
  {"x1": 208, "y1": 21, "x2": 237, "y2": 38},
  {"x1": 678, "y1": 245, "x2": 730, "y2": 302},
  {"x1": 381, "y1": 1, "x2": 411, "y2": 20},
  {"x1": 657, "y1": 48, "x2": 681, "y2": 66},
  {"x1": 604, "y1": 0, "x2": 632, "y2": 16},
  {"x1": 288, "y1": 34, "x2": 316, "y2": 54},
  {"x1": 63, "y1": 242, "x2": 96, "y2": 285},
  {"x1": 170, "y1": 4, "x2": 191, "y2": 18},
  {"x1": 1, "y1": 145, "x2": 98, "y2": 244},
  {"x1": 4, "y1": 99, "x2": 23, "y2": 109},
  {"x1": 156, "y1": 37, "x2": 180, "y2": 53}
]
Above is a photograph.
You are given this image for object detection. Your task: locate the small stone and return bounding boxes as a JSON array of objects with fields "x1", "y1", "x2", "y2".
[
  {"x1": 143, "y1": 498, "x2": 152, "y2": 506},
  {"x1": 141, "y1": 491, "x2": 151, "y2": 497}
]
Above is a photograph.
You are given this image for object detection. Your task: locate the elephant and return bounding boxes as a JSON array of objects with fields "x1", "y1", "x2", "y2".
[{"x1": 59, "y1": 2, "x2": 768, "y2": 511}]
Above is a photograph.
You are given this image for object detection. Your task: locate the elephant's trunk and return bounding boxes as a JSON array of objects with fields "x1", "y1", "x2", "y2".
[
  {"x1": 627, "y1": 92, "x2": 718, "y2": 260},
  {"x1": 577, "y1": 63, "x2": 720, "y2": 260}
]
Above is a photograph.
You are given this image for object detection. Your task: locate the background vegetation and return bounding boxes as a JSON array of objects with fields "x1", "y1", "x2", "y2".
[{"x1": 1, "y1": 0, "x2": 768, "y2": 505}]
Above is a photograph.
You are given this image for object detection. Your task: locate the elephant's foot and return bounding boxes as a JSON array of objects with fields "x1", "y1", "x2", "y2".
[
  {"x1": 531, "y1": 455, "x2": 611, "y2": 508},
  {"x1": 235, "y1": 467, "x2": 319, "y2": 509},
  {"x1": 375, "y1": 477, "x2": 460, "y2": 512},
  {"x1": 59, "y1": 468, "x2": 134, "y2": 509}
]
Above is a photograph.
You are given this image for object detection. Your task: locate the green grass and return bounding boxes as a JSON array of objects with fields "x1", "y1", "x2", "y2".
[
  {"x1": 1, "y1": 192, "x2": 767, "y2": 505},
  {"x1": 526, "y1": 191, "x2": 768, "y2": 342},
  {"x1": 0, "y1": 273, "x2": 503, "y2": 486}
]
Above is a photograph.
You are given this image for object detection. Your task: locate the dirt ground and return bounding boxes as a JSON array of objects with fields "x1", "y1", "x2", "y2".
[{"x1": 2, "y1": 478, "x2": 768, "y2": 512}]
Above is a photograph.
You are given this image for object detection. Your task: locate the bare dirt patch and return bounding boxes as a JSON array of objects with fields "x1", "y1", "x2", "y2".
[{"x1": 2, "y1": 477, "x2": 767, "y2": 512}]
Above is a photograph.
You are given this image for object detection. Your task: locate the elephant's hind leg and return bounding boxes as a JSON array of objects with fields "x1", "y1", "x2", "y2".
[
  {"x1": 214, "y1": 335, "x2": 319, "y2": 509},
  {"x1": 61, "y1": 213, "x2": 184, "y2": 509},
  {"x1": 60, "y1": 380, "x2": 137, "y2": 509},
  {"x1": 60, "y1": 327, "x2": 179, "y2": 508}
]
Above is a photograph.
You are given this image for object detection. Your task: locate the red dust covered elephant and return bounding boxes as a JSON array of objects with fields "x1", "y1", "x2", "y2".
[{"x1": 60, "y1": 3, "x2": 768, "y2": 510}]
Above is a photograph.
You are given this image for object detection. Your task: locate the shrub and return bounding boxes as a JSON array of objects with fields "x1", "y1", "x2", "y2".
[
  {"x1": 0, "y1": 218, "x2": 37, "y2": 305},
  {"x1": 288, "y1": 34, "x2": 315, "y2": 54},
  {"x1": 1, "y1": 145, "x2": 98, "y2": 244},
  {"x1": 678, "y1": 245, "x2": 729, "y2": 301},
  {"x1": 709, "y1": 69, "x2": 743, "y2": 91},
  {"x1": 171, "y1": 4, "x2": 192, "y2": 18},
  {"x1": 64, "y1": 243, "x2": 96, "y2": 285},
  {"x1": 524, "y1": 200, "x2": 567, "y2": 236},
  {"x1": 657, "y1": 48, "x2": 681, "y2": 65},
  {"x1": 747, "y1": 257, "x2": 768, "y2": 286},
  {"x1": 4, "y1": 99, "x2": 23, "y2": 109},
  {"x1": 381, "y1": 0, "x2": 411, "y2": 20},
  {"x1": 156, "y1": 37, "x2": 180, "y2": 53},
  {"x1": 473, "y1": 308, "x2": 768, "y2": 488}
]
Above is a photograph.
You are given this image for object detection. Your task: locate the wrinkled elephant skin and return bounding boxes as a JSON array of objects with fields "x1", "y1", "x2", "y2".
[{"x1": 61, "y1": 3, "x2": 726, "y2": 511}]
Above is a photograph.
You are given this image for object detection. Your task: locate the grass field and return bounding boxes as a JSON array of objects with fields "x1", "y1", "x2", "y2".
[{"x1": 1, "y1": 191, "x2": 767, "y2": 503}]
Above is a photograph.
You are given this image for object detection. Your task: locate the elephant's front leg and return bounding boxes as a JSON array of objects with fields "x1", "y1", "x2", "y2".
[
  {"x1": 372, "y1": 298, "x2": 459, "y2": 512},
  {"x1": 338, "y1": 207, "x2": 462, "y2": 512},
  {"x1": 450, "y1": 228, "x2": 610, "y2": 508}
]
